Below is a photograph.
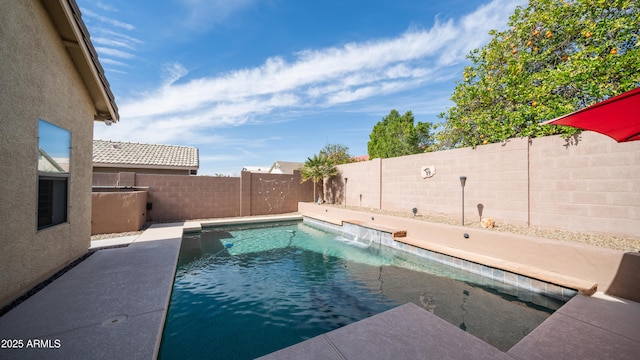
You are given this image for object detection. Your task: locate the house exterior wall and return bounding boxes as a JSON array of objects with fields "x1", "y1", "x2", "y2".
[
  {"x1": 0, "y1": 1, "x2": 95, "y2": 307},
  {"x1": 326, "y1": 133, "x2": 639, "y2": 239}
]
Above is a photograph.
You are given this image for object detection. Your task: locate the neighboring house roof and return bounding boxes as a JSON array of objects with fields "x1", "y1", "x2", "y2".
[
  {"x1": 93, "y1": 140, "x2": 199, "y2": 172},
  {"x1": 268, "y1": 161, "x2": 304, "y2": 175},
  {"x1": 38, "y1": 149, "x2": 69, "y2": 173},
  {"x1": 42, "y1": 0, "x2": 119, "y2": 123},
  {"x1": 242, "y1": 166, "x2": 270, "y2": 173},
  {"x1": 352, "y1": 155, "x2": 370, "y2": 162}
]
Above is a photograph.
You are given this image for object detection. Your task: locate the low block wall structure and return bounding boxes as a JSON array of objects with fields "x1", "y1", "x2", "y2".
[
  {"x1": 327, "y1": 132, "x2": 639, "y2": 239},
  {"x1": 91, "y1": 191, "x2": 147, "y2": 235},
  {"x1": 92, "y1": 171, "x2": 314, "y2": 232}
]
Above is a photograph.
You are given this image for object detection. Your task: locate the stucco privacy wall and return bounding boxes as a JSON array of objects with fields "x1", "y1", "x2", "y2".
[
  {"x1": 529, "y1": 132, "x2": 640, "y2": 236},
  {"x1": 248, "y1": 171, "x2": 314, "y2": 216},
  {"x1": 91, "y1": 192, "x2": 147, "y2": 235},
  {"x1": 107, "y1": 171, "x2": 315, "y2": 223},
  {"x1": 326, "y1": 158, "x2": 382, "y2": 208},
  {"x1": 330, "y1": 138, "x2": 529, "y2": 224},
  {"x1": 328, "y1": 132, "x2": 639, "y2": 238},
  {"x1": 0, "y1": 2, "x2": 95, "y2": 306},
  {"x1": 135, "y1": 174, "x2": 240, "y2": 222}
]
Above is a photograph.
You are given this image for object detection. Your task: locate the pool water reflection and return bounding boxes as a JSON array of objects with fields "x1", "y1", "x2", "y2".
[{"x1": 159, "y1": 221, "x2": 564, "y2": 359}]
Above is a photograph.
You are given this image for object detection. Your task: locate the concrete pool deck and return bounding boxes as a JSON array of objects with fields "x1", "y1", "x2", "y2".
[
  {"x1": 1, "y1": 215, "x2": 639, "y2": 359},
  {"x1": 0, "y1": 222, "x2": 183, "y2": 360}
]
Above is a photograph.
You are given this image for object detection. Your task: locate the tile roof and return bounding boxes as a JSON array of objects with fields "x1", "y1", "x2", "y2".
[{"x1": 93, "y1": 140, "x2": 199, "y2": 169}]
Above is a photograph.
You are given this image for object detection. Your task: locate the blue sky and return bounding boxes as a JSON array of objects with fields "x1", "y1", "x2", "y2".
[{"x1": 81, "y1": 0, "x2": 524, "y2": 175}]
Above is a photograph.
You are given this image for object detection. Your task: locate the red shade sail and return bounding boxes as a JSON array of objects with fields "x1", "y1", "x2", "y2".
[{"x1": 543, "y1": 87, "x2": 640, "y2": 142}]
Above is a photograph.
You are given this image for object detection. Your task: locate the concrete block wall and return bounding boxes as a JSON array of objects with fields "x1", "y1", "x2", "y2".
[
  {"x1": 329, "y1": 139, "x2": 530, "y2": 225},
  {"x1": 249, "y1": 171, "x2": 314, "y2": 215},
  {"x1": 529, "y1": 132, "x2": 640, "y2": 237},
  {"x1": 91, "y1": 191, "x2": 147, "y2": 234},
  {"x1": 91, "y1": 171, "x2": 314, "y2": 229},
  {"x1": 331, "y1": 158, "x2": 382, "y2": 208},
  {"x1": 93, "y1": 172, "x2": 118, "y2": 186},
  {"x1": 325, "y1": 133, "x2": 639, "y2": 238},
  {"x1": 379, "y1": 138, "x2": 530, "y2": 225},
  {"x1": 135, "y1": 174, "x2": 240, "y2": 222}
]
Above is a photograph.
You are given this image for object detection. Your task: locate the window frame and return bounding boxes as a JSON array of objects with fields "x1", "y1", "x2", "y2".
[
  {"x1": 36, "y1": 119, "x2": 71, "y2": 231},
  {"x1": 37, "y1": 172, "x2": 69, "y2": 230}
]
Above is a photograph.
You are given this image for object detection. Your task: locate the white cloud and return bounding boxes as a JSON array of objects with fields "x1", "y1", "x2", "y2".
[
  {"x1": 180, "y1": 0, "x2": 257, "y2": 31},
  {"x1": 97, "y1": 0, "x2": 522, "y2": 146},
  {"x1": 81, "y1": 8, "x2": 135, "y2": 31},
  {"x1": 161, "y1": 62, "x2": 189, "y2": 85},
  {"x1": 92, "y1": 37, "x2": 137, "y2": 50},
  {"x1": 100, "y1": 58, "x2": 129, "y2": 67},
  {"x1": 95, "y1": 47, "x2": 135, "y2": 59}
]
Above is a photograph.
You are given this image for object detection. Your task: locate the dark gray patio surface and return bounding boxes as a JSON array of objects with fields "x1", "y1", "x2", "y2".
[
  {"x1": 507, "y1": 292, "x2": 640, "y2": 360},
  {"x1": 0, "y1": 223, "x2": 183, "y2": 360}
]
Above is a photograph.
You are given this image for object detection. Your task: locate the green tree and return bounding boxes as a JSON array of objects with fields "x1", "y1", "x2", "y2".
[
  {"x1": 438, "y1": 0, "x2": 640, "y2": 148},
  {"x1": 368, "y1": 110, "x2": 433, "y2": 158},
  {"x1": 415, "y1": 121, "x2": 437, "y2": 152},
  {"x1": 301, "y1": 154, "x2": 338, "y2": 202},
  {"x1": 319, "y1": 143, "x2": 352, "y2": 164}
]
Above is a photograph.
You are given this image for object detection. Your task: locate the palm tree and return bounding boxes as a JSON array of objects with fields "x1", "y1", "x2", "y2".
[{"x1": 301, "y1": 154, "x2": 338, "y2": 202}]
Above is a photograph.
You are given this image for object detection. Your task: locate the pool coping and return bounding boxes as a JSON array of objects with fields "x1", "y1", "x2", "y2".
[{"x1": 303, "y1": 216, "x2": 588, "y2": 301}]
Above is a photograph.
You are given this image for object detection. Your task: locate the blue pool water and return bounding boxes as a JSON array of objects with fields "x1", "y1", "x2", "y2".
[{"x1": 159, "y1": 221, "x2": 564, "y2": 359}]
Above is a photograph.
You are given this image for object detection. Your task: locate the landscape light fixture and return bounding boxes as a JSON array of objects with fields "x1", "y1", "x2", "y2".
[
  {"x1": 412, "y1": 207, "x2": 418, "y2": 218},
  {"x1": 460, "y1": 176, "x2": 467, "y2": 226},
  {"x1": 344, "y1": 178, "x2": 348, "y2": 208}
]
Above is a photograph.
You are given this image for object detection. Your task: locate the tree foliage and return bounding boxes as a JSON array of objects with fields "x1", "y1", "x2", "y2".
[
  {"x1": 438, "y1": 0, "x2": 640, "y2": 148},
  {"x1": 300, "y1": 153, "x2": 338, "y2": 201},
  {"x1": 319, "y1": 143, "x2": 352, "y2": 164},
  {"x1": 367, "y1": 110, "x2": 434, "y2": 158}
]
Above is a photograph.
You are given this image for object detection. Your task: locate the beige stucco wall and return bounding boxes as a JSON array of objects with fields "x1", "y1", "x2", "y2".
[
  {"x1": 327, "y1": 133, "x2": 639, "y2": 239},
  {"x1": 0, "y1": 2, "x2": 95, "y2": 307},
  {"x1": 91, "y1": 192, "x2": 148, "y2": 235},
  {"x1": 328, "y1": 158, "x2": 382, "y2": 208},
  {"x1": 529, "y1": 132, "x2": 640, "y2": 236}
]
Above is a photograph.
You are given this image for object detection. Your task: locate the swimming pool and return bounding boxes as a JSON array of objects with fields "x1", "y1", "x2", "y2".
[{"x1": 159, "y1": 220, "x2": 565, "y2": 359}]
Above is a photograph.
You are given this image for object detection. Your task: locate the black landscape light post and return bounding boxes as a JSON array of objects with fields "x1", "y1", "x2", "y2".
[
  {"x1": 344, "y1": 178, "x2": 348, "y2": 208},
  {"x1": 459, "y1": 176, "x2": 467, "y2": 226}
]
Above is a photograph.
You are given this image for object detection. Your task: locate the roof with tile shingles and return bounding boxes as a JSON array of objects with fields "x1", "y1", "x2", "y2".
[{"x1": 93, "y1": 140, "x2": 199, "y2": 169}]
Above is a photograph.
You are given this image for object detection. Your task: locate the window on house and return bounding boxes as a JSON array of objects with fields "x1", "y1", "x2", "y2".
[{"x1": 37, "y1": 120, "x2": 70, "y2": 230}]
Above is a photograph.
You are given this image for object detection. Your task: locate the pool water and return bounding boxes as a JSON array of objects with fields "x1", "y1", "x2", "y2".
[{"x1": 159, "y1": 221, "x2": 564, "y2": 359}]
